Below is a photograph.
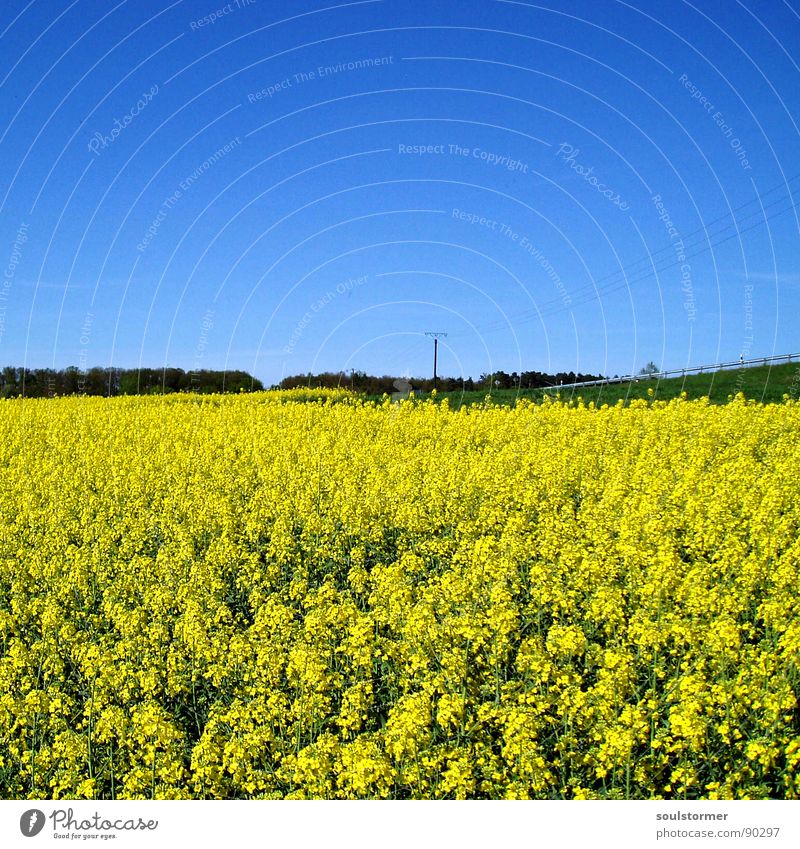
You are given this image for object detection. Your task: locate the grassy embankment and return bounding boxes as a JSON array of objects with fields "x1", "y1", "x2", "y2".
[{"x1": 363, "y1": 362, "x2": 800, "y2": 408}]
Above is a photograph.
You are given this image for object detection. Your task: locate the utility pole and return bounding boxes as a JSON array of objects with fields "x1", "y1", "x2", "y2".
[{"x1": 425, "y1": 331, "x2": 447, "y2": 390}]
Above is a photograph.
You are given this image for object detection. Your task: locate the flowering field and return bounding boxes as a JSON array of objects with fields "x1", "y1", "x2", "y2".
[{"x1": 0, "y1": 390, "x2": 798, "y2": 799}]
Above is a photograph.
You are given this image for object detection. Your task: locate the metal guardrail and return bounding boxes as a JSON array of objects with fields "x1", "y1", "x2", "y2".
[{"x1": 542, "y1": 352, "x2": 800, "y2": 391}]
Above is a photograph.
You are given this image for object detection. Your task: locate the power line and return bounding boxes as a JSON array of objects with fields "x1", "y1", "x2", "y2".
[
  {"x1": 452, "y1": 180, "x2": 799, "y2": 338},
  {"x1": 532, "y1": 198, "x2": 798, "y2": 324},
  {"x1": 573, "y1": 172, "x2": 800, "y2": 290},
  {"x1": 547, "y1": 187, "x2": 797, "y2": 310},
  {"x1": 459, "y1": 182, "x2": 798, "y2": 336}
]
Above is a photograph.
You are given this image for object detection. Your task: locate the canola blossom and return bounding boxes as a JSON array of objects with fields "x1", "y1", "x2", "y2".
[{"x1": 0, "y1": 390, "x2": 798, "y2": 800}]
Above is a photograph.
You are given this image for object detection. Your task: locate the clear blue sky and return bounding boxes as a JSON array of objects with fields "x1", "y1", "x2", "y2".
[{"x1": 0, "y1": 0, "x2": 798, "y2": 385}]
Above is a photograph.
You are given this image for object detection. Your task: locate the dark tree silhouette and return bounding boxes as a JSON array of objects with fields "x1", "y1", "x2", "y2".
[{"x1": 0, "y1": 366, "x2": 264, "y2": 398}]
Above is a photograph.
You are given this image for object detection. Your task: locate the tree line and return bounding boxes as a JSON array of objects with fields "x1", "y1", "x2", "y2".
[
  {"x1": 0, "y1": 366, "x2": 264, "y2": 398},
  {"x1": 276, "y1": 368, "x2": 606, "y2": 394}
]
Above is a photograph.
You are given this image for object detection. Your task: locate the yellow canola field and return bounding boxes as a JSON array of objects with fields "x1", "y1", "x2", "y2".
[{"x1": 0, "y1": 390, "x2": 798, "y2": 799}]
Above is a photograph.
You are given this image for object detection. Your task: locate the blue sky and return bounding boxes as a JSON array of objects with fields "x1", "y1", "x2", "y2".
[{"x1": 0, "y1": 0, "x2": 798, "y2": 385}]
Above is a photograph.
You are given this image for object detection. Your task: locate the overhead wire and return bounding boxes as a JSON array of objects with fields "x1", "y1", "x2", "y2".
[{"x1": 449, "y1": 175, "x2": 799, "y2": 337}]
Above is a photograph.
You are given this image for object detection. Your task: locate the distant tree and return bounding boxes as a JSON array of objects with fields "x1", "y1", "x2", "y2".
[
  {"x1": 62, "y1": 366, "x2": 81, "y2": 394},
  {"x1": 0, "y1": 365, "x2": 18, "y2": 398},
  {"x1": 224, "y1": 370, "x2": 264, "y2": 392},
  {"x1": 0, "y1": 365, "x2": 262, "y2": 397},
  {"x1": 119, "y1": 372, "x2": 141, "y2": 395},
  {"x1": 163, "y1": 367, "x2": 185, "y2": 393},
  {"x1": 638, "y1": 361, "x2": 660, "y2": 375},
  {"x1": 1, "y1": 366, "x2": 18, "y2": 397},
  {"x1": 85, "y1": 367, "x2": 107, "y2": 395},
  {"x1": 278, "y1": 368, "x2": 604, "y2": 395}
]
